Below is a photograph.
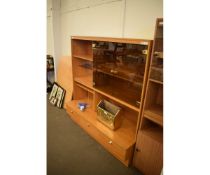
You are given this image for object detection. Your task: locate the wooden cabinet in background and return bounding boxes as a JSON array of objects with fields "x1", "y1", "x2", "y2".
[
  {"x1": 66, "y1": 36, "x2": 153, "y2": 166},
  {"x1": 133, "y1": 18, "x2": 163, "y2": 175}
]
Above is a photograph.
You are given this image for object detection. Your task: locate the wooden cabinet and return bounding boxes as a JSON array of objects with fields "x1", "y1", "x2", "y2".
[
  {"x1": 133, "y1": 18, "x2": 163, "y2": 174},
  {"x1": 134, "y1": 130, "x2": 163, "y2": 175},
  {"x1": 66, "y1": 36, "x2": 153, "y2": 166}
]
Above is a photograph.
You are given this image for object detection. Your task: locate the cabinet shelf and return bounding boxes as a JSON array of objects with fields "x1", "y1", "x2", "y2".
[
  {"x1": 150, "y1": 66, "x2": 163, "y2": 82},
  {"x1": 73, "y1": 54, "x2": 93, "y2": 61},
  {"x1": 75, "y1": 82, "x2": 94, "y2": 94},
  {"x1": 95, "y1": 68, "x2": 143, "y2": 85},
  {"x1": 94, "y1": 86, "x2": 140, "y2": 112},
  {"x1": 67, "y1": 99, "x2": 136, "y2": 149},
  {"x1": 140, "y1": 126, "x2": 163, "y2": 143},
  {"x1": 144, "y1": 104, "x2": 163, "y2": 126},
  {"x1": 74, "y1": 76, "x2": 93, "y2": 90},
  {"x1": 149, "y1": 78, "x2": 163, "y2": 85}
]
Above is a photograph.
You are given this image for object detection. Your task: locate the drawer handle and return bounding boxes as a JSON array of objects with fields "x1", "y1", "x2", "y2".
[
  {"x1": 108, "y1": 140, "x2": 113, "y2": 144},
  {"x1": 70, "y1": 110, "x2": 73, "y2": 113}
]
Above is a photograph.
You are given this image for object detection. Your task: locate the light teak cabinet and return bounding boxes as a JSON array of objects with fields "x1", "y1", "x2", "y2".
[
  {"x1": 133, "y1": 18, "x2": 163, "y2": 174},
  {"x1": 66, "y1": 36, "x2": 153, "y2": 166}
]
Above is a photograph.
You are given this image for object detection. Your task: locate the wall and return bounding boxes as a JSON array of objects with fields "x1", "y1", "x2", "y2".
[
  {"x1": 124, "y1": 0, "x2": 163, "y2": 38},
  {"x1": 61, "y1": 0, "x2": 125, "y2": 55},
  {"x1": 47, "y1": 0, "x2": 55, "y2": 82},
  {"x1": 47, "y1": 0, "x2": 61, "y2": 79},
  {"x1": 47, "y1": 0, "x2": 54, "y2": 55},
  {"x1": 47, "y1": 0, "x2": 163, "y2": 78}
]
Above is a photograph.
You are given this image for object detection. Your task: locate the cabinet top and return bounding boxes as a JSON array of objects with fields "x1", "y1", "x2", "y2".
[{"x1": 71, "y1": 36, "x2": 152, "y2": 45}]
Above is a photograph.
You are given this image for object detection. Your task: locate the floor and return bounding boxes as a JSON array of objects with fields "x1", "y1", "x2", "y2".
[{"x1": 47, "y1": 96, "x2": 142, "y2": 175}]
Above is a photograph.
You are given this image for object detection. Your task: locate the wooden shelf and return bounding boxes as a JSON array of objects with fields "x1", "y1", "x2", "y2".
[
  {"x1": 73, "y1": 54, "x2": 93, "y2": 61},
  {"x1": 140, "y1": 126, "x2": 163, "y2": 143},
  {"x1": 95, "y1": 68, "x2": 143, "y2": 86},
  {"x1": 144, "y1": 105, "x2": 163, "y2": 126},
  {"x1": 94, "y1": 86, "x2": 140, "y2": 112},
  {"x1": 74, "y1": 76, "x2": 93, "y2": 90},
  {"x1": 149, "y1": 78, "x2": 163, "y2": 85},
  {"x1": 75, "y1": 83, "x2": 94, "y2": 94},
  {"x1": 71, "y1": 98, "x2": 93, "y2": 109},
  {"x1": 67, "y1": 99, "x2": 136, "y2": 149}
]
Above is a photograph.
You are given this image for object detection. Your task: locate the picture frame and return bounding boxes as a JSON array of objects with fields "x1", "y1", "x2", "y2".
[
  {"x1": 50, "y1": 97, "x2": 57, "y2": 106},
  {"x1": 55, "y1": 87, "x2": 64, "y2": 108},
  {"x1": 47, "y1": 55, "x2": 54, "y2": 70},
  {"x1": 49, "y1": 83, "x2": 58, "y2": 100},
  {"x1": 49, "y1": 82, "x2": 66, "y2": 108}
]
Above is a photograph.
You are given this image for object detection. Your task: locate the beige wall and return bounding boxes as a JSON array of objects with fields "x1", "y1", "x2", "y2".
[
  {"x1": 47, "y1": 0, "x2": 54, "y2": 55},
  {"x1": 61, "y1": 0, "x2": 125, "y2": 55},
  {"x1": 124, "y1": 0, "x2": 163, "y2": 39},
  {"x1": 60, "y1": 0, "x2": 163, "y2": 55}
]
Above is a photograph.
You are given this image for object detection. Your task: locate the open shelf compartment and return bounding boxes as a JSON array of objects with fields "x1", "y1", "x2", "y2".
[
  {"x1": 73, "y1": 56, "x2": 93, "y2": 90},
  {"x1": 144, "y1": 81, "x2": 163, "y2": 126},
  {"x1": 73, "y1": 83, "x2": 94, "y2": 110},
  {"x1": 72, "y1": 39, "x2": 93, "y2": 61},
  {"x1": 67, "y1": 98, "x2": 136, "y2": 150},
  {"x1": 140, "y1": 117, "x2": 163, "y2": 143}
]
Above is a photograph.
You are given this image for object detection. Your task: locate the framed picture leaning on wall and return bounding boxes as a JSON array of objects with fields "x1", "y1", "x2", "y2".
[{"x1": 49, "y1": 82, "x2": 66, "y2": 108}]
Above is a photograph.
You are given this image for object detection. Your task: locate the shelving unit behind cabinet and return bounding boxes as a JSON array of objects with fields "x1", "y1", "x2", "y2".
[{"x1": 133, "y1": 18, "x2": 163, "y2": 175}]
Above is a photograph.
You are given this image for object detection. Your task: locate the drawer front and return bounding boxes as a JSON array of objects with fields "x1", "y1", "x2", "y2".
[
  {"x1": 79, "y1": 115, "x2": 127, "y2": 161},
  {"x1": 66, "y1": 106, "x2": 131, "y2": 164},
  {"x1": 81, "y1": 120, "x2": 126, "y2": 160}
]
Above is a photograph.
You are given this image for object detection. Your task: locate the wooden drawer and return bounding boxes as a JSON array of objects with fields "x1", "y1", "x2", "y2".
[
  {"x1": 66, "y1": 105, "x2": 128, "y2": 162},
  {"x1": 79, "y1": 116, "x2": 126, "y2": 161}
]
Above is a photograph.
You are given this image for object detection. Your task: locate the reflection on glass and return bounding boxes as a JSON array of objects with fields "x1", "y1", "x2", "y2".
[
  {"x1": 93, "y1": 42, "x2": 148, "y2": 107},
  {"x1": 150, "y1": 25, "x2": 163, "y2": 82}
]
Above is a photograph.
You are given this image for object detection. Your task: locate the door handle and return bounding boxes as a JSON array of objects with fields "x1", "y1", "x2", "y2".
[{"x1": 136, "y1": 148, "x2": 140, "y2": 152}]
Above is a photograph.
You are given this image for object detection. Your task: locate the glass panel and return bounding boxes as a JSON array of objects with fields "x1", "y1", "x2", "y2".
[
  {"x1": 150, "y1": 25, "x2": 163, "y2": 82},
  {"x1": 93, "y1": 41, "x2": 148, "y2": 108}
]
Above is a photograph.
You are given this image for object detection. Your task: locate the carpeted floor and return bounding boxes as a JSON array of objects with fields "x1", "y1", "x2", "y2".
[{"x1": 47, "y1": 96, "x2": 142, "y2": 175}]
